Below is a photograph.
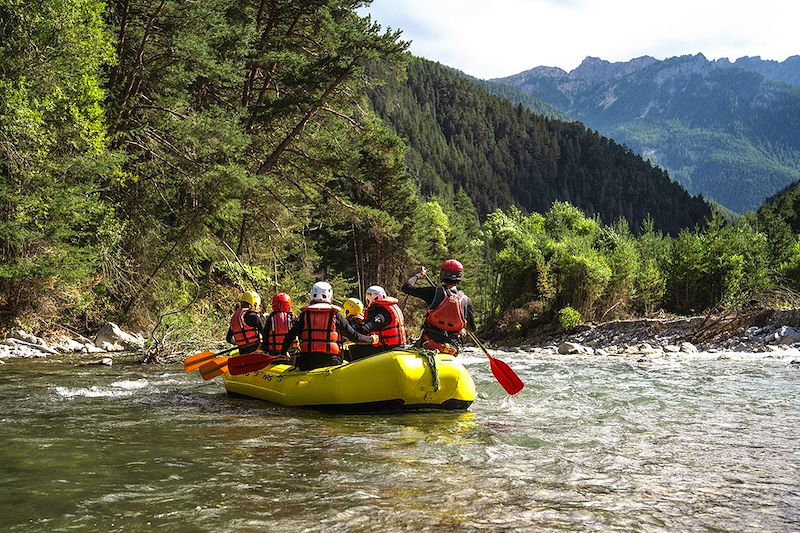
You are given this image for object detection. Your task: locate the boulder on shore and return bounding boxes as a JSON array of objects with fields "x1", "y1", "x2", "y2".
[
  {"x1": 1, "y1": 323, "x2": 146, "y2": 359},
  {"x1": 1, "y1": 331, "x2": 59, "y2": 357},
  {"x1": 94, "y1": 322, "x2": 145, "y2": 352}
]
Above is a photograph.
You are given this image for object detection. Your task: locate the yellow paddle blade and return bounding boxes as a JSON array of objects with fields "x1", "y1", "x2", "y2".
[
  {"x1": 183, "y1": 346, "x2": 239, "y2": 372},
  {"x1": 183, "y1": 351, "x2": 216, "y2": 372},
  {"x1": 199, "y1": 357, "x2": 229, "y2": 380}
]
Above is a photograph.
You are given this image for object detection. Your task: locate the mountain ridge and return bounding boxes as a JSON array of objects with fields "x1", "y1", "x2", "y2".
[
  {"x1": 369, "y1": 57, "x2": 710, "y2": 235},
  {"x1": 497, "y1": 54, "x2": 800, "y2": 86},
  {"x1": 492, "y1": 53, "x2": 800, "y2": 212}
]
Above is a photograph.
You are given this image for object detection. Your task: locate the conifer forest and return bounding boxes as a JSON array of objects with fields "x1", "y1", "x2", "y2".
[{"x1": 3, "y1": 0, "x2": 800, "y2": 343}]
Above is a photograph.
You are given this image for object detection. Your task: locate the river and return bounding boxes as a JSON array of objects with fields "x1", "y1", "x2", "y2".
[{"x1": 1, "y1": 349, "x2": 799, "y2": 532}]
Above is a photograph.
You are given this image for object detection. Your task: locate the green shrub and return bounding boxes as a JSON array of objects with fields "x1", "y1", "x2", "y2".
[{"x1": 558, "y1": 306, "x2": 581, "y2": 332}]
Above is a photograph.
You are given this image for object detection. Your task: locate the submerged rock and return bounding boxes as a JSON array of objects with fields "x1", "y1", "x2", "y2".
[{"x1": 79, "y1": 357, "x2": 113, "y2": 367}]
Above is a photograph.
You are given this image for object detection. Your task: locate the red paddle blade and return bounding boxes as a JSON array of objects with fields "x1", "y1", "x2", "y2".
[
  {"x1": 488, "y1": 356, "x2": 524, "y2": 396},
  {"x1": 227, "y1": 354, "x2": 281, "y2": 375},
  {"x1": 199, "y1": 357, "x2": 229, "y2": 380},
  {"x1": 183, "y1": 351, "x2": 216, "y2": 372}
]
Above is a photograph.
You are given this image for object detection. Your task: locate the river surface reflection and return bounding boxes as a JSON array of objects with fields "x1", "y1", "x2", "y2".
[{"x1": 1, "y1": 349, "x2": 798, "y2": 531}]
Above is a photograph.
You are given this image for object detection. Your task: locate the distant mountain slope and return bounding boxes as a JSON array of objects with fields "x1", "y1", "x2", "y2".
[
  {"x1": 727, "y1": 55, "x2": 800, "y2": 87},
  {"x1": 467, "y1": 78, "x2": 570, "y2": 122},
  {"x1": 368, "y1": 58, "x2": 710, "y2": 235},
  {"x1": 414, "y1": 62, "x2": 571, "y2": 121},
  {"x1": 494, "y1": 54, "x2": 800, "y2": 213}
]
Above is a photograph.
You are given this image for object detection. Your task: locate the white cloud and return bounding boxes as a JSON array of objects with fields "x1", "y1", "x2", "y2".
[{"x1": 362, "y1": 0, "x2": 799, "y2": 78}]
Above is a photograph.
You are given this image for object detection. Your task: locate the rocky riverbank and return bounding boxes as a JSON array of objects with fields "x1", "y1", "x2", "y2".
[
  {"x1": 0, "y1": 323, "x2": 145, "y2": 362},
  {"x1": 3, "y1": 310, "x2": 800, "y2": 363},
  {"x1": 495, "y1": 309, "x2": 800, "y2": 360}
]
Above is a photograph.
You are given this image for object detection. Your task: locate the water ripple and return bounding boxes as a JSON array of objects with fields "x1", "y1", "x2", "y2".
[{"x1": 0, "y1": 353, "x2": 798, "y2": 531}]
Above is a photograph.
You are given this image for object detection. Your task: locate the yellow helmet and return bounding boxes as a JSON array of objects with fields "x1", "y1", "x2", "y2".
[
  {"x1": 343, "y1": 297, "x2": 364, "y2": 318},
  {"x1": 239, "y1": 290, "x2": 261, "y2": 310}
]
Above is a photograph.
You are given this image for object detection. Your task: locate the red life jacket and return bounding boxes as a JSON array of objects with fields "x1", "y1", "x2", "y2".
[
  {"x1": 299, "y1": 303, "x2": 341, "y2": 355},
  {"x1": 264, "y1": 311, "x2": 293, "y2": 353},
  {"x1": 230, "y1": 307, "x2": 261, "y2": 347},
  {"x1": 365, "y1": 297, "x2": 407, "y2": 347},
  {"x1": 425, "y1": 288, "x2": 467, "y2": 333}
]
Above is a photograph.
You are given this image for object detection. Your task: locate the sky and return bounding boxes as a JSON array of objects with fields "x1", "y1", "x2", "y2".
[{"x1": 359, "y1": 0, "x2": 799, "y2": 79}]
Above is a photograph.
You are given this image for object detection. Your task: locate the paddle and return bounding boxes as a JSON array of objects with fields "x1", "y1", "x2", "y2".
[
  {"x1": 227, "y1": 353, "x2": 284, "y2": 375},
  {"x1": 183, "y1": 345, "x2": 238, "y2": 373},
  {"x1": 466, "y1": 330, "x2": 524, "y2": 396},
  {"x1": 422, "y1": 272, "x2": 524, "y2": 396},
  {"x1": 199, "y1": 357, "x2": 230, "y2": 380}
]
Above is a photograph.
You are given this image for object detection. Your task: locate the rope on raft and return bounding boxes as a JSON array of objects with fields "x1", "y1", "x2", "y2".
[{"x1": 418, "y1": 348, "x2": 440, "y2": 391}]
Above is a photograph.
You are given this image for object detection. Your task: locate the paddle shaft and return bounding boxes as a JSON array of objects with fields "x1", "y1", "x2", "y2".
[{"x1": 183, "y1": 345, "x2": 238, "y2": 372}]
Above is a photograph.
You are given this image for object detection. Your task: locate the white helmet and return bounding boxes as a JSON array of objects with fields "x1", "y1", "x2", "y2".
[
  {"x1": 310, "y1": 281, "x2": 333, "y2": 303},
  {"x1": 365, "y1": 285, "x2": 386, "y2": 305}
]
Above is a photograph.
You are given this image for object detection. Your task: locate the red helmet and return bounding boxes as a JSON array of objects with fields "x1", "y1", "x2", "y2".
[
  {"x1": 440, "y1": 259, "x2": 463, "y2": 283},
  {"x1": 271, "y1": 292, "x2": 292, "y2": 313}
]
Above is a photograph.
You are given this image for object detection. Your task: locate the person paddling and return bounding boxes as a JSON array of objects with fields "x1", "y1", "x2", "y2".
[
  {"x1": 401, "y1": 260, "x2": 475, "y2": 355},
  {"x1": 226, "y1": 291, "x2": 265, "y2": 355},
  {"x1": 280, "y1": 282, "x2": 378, "y2": 370}
]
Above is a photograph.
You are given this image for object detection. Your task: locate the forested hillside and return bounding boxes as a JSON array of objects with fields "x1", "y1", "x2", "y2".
[
  {"x1": 0, "y1": 0, "x2": 443, "y2": 336},
  {"x1": 8, "y1": 1, "x2": 800, "y2": 341},
  {"x1": 369, "y1": 58, "x2": 711, "y2": 234},
  {"x1": 469, "y1": 77, "x2": 570, "y2": 122},
  {"x1": 495, "y1": 54, "x2": 800, "y2": 213},
  {"x1": 761, "y1": 181, "x2": 800, "y2": 234}
]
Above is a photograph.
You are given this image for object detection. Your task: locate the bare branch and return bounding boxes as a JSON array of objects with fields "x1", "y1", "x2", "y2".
[{"x1": 321, "y1": 105, "x2": 364, "y2": 131}]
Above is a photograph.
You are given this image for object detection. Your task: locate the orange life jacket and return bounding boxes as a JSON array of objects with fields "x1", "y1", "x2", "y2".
[
  {"x1": 230, "y1": 307, "x2": 261, "y2": 347},
  {"x1": 365, "y1": 297, "x2": 407, "y2": 347},
  {"x1": 299, "y1": 303, "x2": 341, "y2": 355},
  {"x1": 425, "y1": 288, "x2": 467, "y2": 333},
  {"x1": 264, "y1": 311, "x2": 293, "y2": 353}
]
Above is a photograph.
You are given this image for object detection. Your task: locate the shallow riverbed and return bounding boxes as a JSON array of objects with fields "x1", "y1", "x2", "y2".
[{"x1": 1, "y1": 349, "x2": 798, "y2": 531}]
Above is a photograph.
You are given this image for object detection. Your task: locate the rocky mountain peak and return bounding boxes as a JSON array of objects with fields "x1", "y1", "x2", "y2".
[
  {"x1": 526, "y1": 65, "x2": 569, "y2": 78},
  {"x1": 570, "y1": 55, "x2": 658, "y2": 81},
  {"x1": 491, "y1": 52, "x2": 800, "y2": 214}
]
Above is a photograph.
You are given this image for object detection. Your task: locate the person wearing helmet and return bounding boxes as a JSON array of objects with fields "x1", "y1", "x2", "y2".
[
  {"x1": 342, "y1": 297, "x2": 365, "y2": 326},
  {"x1": 350, "y1": 285, "x2": 407, "y2": 360},
  {"x1": 341, "y1": 296, "x2": 369, "y2": 361},
  {"x1": 226, "y1": 290, "x2": 265, "y2": 354},
  {"x1": 401, "y1": 259, "x2": 475, "y2": 355},
  {"x1": 280, "y1": 281, "x2": 379, "y2": 370},
  {"x1": 261, "y1": 293, "x2": 295, "y2": 357}
]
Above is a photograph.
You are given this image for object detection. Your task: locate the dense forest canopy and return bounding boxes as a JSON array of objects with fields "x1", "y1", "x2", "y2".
[
  {"x1": 2, "y1": 0, "x2": 424, "y2": 337},
  {"x1": 2, "y1": 1, "x2": 800, "y2": 343}
]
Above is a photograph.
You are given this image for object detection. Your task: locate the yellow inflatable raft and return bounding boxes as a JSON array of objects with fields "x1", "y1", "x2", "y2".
[{"x1": 222, "y1": 349, "x2": 475, "y2": 412}]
